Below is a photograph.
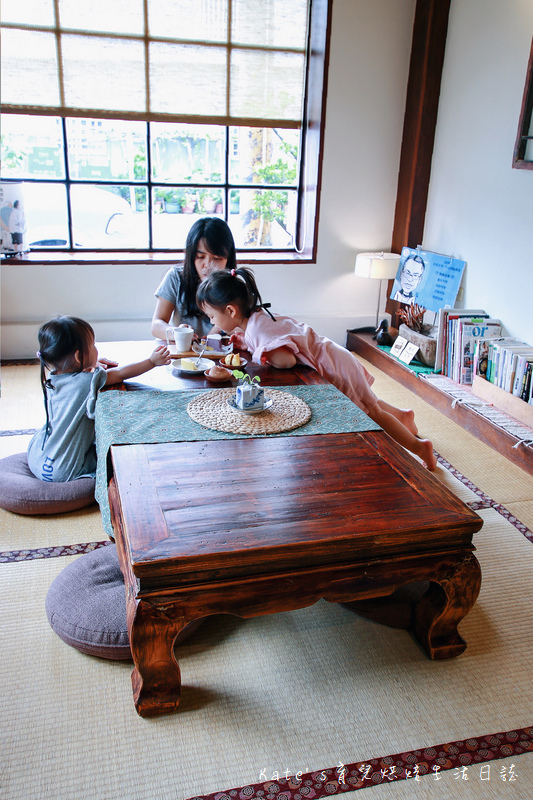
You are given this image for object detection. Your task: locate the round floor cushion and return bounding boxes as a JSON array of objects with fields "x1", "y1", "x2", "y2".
[
  {"x1": 46, "y1": 544, "x2": 203, "y2": 660},
  {"x1": 0, "y1": 452, "x2": 96, "y2": 515}
]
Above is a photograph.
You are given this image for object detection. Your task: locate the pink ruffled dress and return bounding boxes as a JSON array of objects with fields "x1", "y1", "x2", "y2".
[{"x1": 244, "y1": 310, "x2": 379, "y2": 414}]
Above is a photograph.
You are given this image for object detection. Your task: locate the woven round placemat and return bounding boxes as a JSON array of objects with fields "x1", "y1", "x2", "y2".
[{"x1": 187, "y1": 388, "x2": 312, "y2": 435}]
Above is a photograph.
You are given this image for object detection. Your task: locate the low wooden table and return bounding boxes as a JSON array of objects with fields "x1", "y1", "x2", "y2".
[{"x1": 108, "y1": 412, "x2": 483, "y2": 716}]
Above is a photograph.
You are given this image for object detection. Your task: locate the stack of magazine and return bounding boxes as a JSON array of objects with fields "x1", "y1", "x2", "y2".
[{"x1": 435, "y1": 309, "x2": 501, "y2": 384}]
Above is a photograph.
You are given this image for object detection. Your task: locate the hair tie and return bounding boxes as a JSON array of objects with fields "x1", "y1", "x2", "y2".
[
  {"x1": 36, "y1": 351, "x2": 42, "y2": 358},
  {"x1": 261, "y1": 303, "x2": 276, "y2": 322},
  {"x1": 231, "y1": 269, "x2": 236, "y2": 276}
]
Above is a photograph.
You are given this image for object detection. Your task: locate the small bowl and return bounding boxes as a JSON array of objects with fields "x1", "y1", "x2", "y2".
[
  {"x1": 218, "y1": 355, "x2": 247, "y2": 369},
  {"x1": 205, "y1": 365, "x2": 233, "y2": 383}
]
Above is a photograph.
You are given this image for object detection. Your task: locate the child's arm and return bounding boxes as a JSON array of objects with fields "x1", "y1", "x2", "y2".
[
  {"x1": 229, "y1": 330, "x2": 247, "y2": 350},
  {"x1": 261, "y1": 346, "x2": 297, "y2": 369},
  {"x1": 103, "y1": 345, "x2": 171, "y2": 386}
]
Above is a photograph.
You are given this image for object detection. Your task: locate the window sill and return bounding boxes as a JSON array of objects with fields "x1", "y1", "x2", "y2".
[{"x1": 1, "y1": 250, "x2": 314, "y2": 266}]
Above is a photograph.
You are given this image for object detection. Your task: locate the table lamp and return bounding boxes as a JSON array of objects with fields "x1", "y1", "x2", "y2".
[{"x1": 354, "y1": 251, "x2": 401, "y2": 328}]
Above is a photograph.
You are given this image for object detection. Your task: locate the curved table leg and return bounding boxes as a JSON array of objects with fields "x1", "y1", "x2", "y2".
[
  {"x1": 414, "y1": 553, "x2": 482, "y2": 660},
  {"x1": 129, "y1": 600, "x2": 186, "y2": 717}
]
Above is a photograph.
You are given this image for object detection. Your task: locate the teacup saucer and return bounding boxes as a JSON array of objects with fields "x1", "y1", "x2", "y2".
[{"x1": 227, "y1": 396, "x2": 273, "y2": 415}]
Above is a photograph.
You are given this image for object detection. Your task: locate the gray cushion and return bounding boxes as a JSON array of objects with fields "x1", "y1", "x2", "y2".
[
  {"x1": 46, "y1": 544, "x2": 203, "y2": 660},
  {"x1": 0, "y1": 452, "x2": 95, "y2": 515}
]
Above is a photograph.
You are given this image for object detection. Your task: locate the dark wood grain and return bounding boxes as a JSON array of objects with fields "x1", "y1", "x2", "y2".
[
  {"x1": 97, "y1": 339, "x2": 328, "y2": 392},
  {"x1": 109, "y1": 404, "x2": 483, "y2": 716}
]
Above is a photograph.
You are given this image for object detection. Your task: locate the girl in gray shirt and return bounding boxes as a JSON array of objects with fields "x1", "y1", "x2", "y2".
[{"x1": 28, "y1": 316, "x2": 170, "y2": 482}]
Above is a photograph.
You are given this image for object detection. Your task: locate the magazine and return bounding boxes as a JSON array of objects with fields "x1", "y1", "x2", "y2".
[
  {"x1": 435, "y1": 308, "x2": 487, "y2": 375},
  {"x1": 457, "y1": 319, "x2": 502, "y2": 384}
]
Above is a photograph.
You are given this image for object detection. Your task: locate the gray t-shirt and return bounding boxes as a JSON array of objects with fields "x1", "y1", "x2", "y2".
[
  {"x1": 155, "y1": 266, "x2": 213, "y2": 338},
  {"x1": 27, "y1": 367, "x2": 108, "y2": 482}
]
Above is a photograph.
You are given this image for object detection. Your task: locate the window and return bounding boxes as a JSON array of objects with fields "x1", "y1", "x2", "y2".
[
  {"x1": 514, "y1": 36, "x2": 533, "y2": 170},
  {"x1": 0, "y1": 0, "x2": 331, "y2": 257}
]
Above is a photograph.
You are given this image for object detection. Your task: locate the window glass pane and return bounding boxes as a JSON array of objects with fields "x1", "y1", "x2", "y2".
[
  {"x1": 62, "y1": 35, "x2": 146, "y2": 113},
  {"x1": 152, "y1": 191, "x2": 224, "y2": 248},
  {"x1": 151, "y1": 123, "x2": 225, "y2": 183},
  {"x1": 1, "y1": 0, "x2": 55, "y2": 26},
  {"x1": 70, "y1": 184, "x2": 148, "y2": 248},
  {"x1": 66, "y1": 118, "x2": 147, "y2": 182},
  {"x1": 23, "y1": 183, "x2": 70, "y2": 249},
  {"x1": 526, "y1": 113, "x2": 533, "y2": 161},
  {"x1": 232, "y1": 0, "x2": 308, "y2": 49},
  {"x1": 1, "y1": 29, "x2": 60, "y2": 107},
  {"x1": 1, "y1": 115, "x2": 65, "y2": 180},
  {"x1": 231, "y1": 50, "x2": 305, "y2": 120},
  {"x1": 228, "y1": 127, "x2": 299, "y2": 185},
  {"x1": 150, "y1": 42, "x2": 227, "y2": 117},
  {"x1": 229, "y1": 188, "x2": 297, "y2": 248},
  {"x1": 148, "y1": 0, "x2": 228, "y2": 43},
  {"x1": 58, "y1": 0, "x2": 145, "y2": 36}
]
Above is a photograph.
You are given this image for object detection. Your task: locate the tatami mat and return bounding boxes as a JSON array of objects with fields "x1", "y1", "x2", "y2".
[
  {"x1": 2, "y1": 501, "x2": 533, "y2": 800},
  {"x1": 2, "y1": 360, "x2": 533, "y2": 800}
]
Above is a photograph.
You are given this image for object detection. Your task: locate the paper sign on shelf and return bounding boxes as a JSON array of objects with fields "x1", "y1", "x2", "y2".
[
  {"x1": 398, "y1": 342, "x2": 420, "y2": 365},
  {"x1": 390, "y1": 336, "x2": 408, "y2": 358}
]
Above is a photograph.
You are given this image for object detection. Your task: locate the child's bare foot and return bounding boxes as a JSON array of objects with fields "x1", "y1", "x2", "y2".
[
  {"x1": 397, "y1": 408, "x2": 418, "y2": 437},
  {"x1": 416, "y1": 438, "x2": 437, "y2": 470}
]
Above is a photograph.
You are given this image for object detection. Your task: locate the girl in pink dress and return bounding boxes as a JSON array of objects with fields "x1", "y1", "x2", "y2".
[{"x1": 196, "y1": 268, "x2": 436, "y2": 469}]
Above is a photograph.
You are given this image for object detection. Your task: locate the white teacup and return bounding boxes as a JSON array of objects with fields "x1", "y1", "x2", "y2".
[{"x1": 166, "y1": 325, "x2": 194, "y2": 352}]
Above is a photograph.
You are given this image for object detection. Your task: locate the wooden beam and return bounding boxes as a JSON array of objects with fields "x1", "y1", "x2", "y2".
[{"x1": 386, "y1": 0, "x2": 451, "y2": 322}]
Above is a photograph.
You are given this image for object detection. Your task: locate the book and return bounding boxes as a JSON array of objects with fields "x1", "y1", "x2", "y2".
[
  {"x1": 458, "y1": 319, "x2": 501, "y2": 384},
  {"x1": 485, "y1": 338, "x2": 517, "y2": 384},
  {"x1": 498, "y1": 345, "x2": 533, "y2": 393},
  {"x1": 513, "y1": 353, "x2": 533, "y2": 396},
  {"x1": 435, "y1": 308, "x2": 487, "y2": 375},
  {"x1": 447, "y1": 313, "x2": 495, "y2": 381},
  {"x1": 521, "y1": 361, "x2": 533, "y2": 402},
  {"x1": 474, "y1": 336, "x2": 512, "y2": 381}
]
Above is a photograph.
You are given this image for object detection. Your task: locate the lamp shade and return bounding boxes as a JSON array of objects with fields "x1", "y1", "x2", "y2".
[{"x1": 354, "y1": 252, "x2": 400, "y2": 280}]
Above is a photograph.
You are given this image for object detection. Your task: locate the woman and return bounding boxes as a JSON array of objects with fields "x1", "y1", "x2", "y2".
[{"x1": 151, "y1": 217, "x2": 237, "y2": 341}]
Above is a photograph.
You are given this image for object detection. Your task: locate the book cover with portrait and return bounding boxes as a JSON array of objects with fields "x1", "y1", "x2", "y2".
[{"x1": 390, "y1": 247, "x2": 466, "y2": 313}]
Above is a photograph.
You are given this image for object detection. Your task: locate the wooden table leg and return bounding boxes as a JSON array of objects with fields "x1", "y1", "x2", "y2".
[
  {"x1": 413, "y1": 552, "x2": 482, "y2": 659},
  {"x1": 129, "y1": 600, "x2": 187, "y2": 718}
]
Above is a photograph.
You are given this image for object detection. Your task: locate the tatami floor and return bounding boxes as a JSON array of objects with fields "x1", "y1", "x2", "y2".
[{"x1": 1, "y1": 357, "x2": 532, "y2": 800}]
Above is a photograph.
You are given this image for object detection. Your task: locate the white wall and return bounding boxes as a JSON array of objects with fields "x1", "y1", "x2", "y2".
[
  {"x1": 1, "y1": 0, "x2": 416, "y2": 359},
  {"x1": 423, "y1": 0, "x2": 533, "y2": 344}
]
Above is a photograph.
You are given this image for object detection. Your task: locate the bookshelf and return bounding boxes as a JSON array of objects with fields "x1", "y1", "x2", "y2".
[{"x1": 346, "y1": 331, "x2": 533, "y2": 477}]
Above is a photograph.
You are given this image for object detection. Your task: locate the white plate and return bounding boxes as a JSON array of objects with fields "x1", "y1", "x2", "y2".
[
  {"x1": 227, "y1": 396, "x2": 273, "y2": 415},
  {"x1": 193, "y1": 341, "x2": 233, "y2": 358},
  {"x1": 169, "y1": 357, "x2": 212, "y2": 375}
]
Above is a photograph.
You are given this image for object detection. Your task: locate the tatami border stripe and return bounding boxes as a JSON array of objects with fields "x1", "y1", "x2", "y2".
[
  {"x1": 437, "y1": 455, "x2": 533, "y2": 543},
  {"x1": 0, "y1": 540, "x2": 112, "y2": 563},
  {"x1": 182, "y1": 727, "x2": 532, "y2": 800}
]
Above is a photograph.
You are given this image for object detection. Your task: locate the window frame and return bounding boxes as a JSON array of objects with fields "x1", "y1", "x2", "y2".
[
  {"x1": 1, "y1": 0, "x2": 332, "y2": 264},
  {"x1": 513, "y1": 36, "x2": 533, "y2": 170}
]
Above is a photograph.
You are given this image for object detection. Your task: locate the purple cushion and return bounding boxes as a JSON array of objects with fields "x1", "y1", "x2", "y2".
[
  {"x1": 0, "y1": 452, "x2": 95, "y2": 515},
  {"x1": 46, "y1": 544, "x2": 203, "y2": 661}
]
